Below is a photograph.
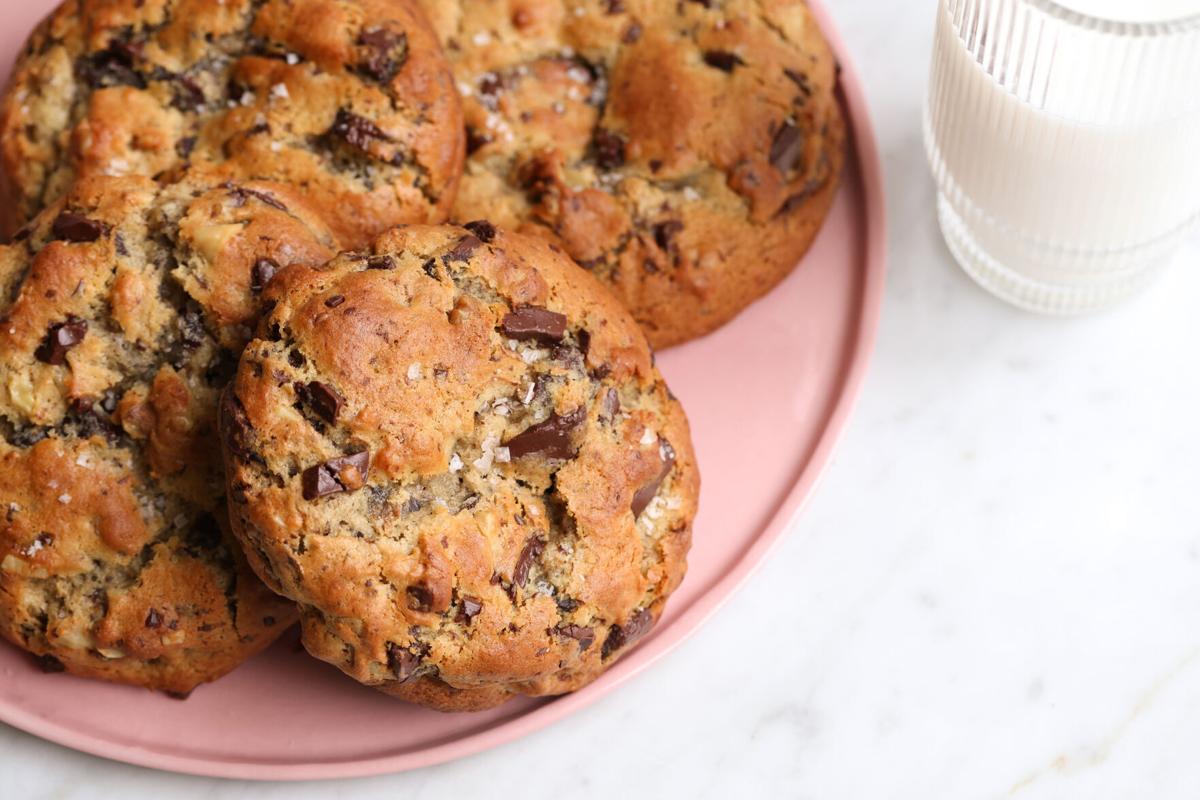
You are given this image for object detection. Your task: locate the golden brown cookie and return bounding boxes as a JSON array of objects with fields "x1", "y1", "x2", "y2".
[
  {"x1": 0, "y1": 0, "x2": 464, "y2": 248},
  {"x1": 222, "y1": 223, "x2": 699, "y2": 711},
  {"x1": 0, "y1": 173, "x2": 336, "y2": 694},
  {"x1": 416, "y1": 0, "x2": 845, "y2": 348}
]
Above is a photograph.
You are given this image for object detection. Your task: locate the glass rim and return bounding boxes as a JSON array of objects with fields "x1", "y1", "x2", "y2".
[{"x1": 1030, "y1": 0, "x2": 1200, "y2": 33}]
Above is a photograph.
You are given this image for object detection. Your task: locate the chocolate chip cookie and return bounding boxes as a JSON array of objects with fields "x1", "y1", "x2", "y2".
[
  {"x1": 0, "y1": 173, "x2": 339, "y2": 693},
  {"x1": 417, "y1": 0, "x2": 845, "y2": 348},
  {"x1": 222, "y1": 223, "x2": 699, "y2": 711},
  {"x1": 0, "y1": 0, "x2": 464, "y2": 248}
]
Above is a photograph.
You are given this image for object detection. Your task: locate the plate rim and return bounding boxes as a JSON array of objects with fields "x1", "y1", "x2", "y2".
[{"x1": 0, "y1": 0, "x2": 887, "y2": 780}]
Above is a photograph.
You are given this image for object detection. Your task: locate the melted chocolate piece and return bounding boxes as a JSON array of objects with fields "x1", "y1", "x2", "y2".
[
  {"x1": 326, "y1": 108, "x2": 391, "y2": 153},
  {"x1": 250, "y1": 258, "x2": 279, "y2": 293},
  {"x1": 770, "y1": 122, "x2": 805, "y2": 174},
  {"x1": 51, "y1": 213, "x2": 106, "y2": 243},
  {"x1": 76, "y1": 41, "x2": 145, "y2": 89},
  {"x1": 366, "y1": 254, "x2": 395, "y2": 270},
  {"x1": 631, "y1": 438, "x2": 677, "y2": 516},
  {"x1": 34, "y1": 317, "x2": 88, "y2": 365},
  {"x1": 406, "y1": 585, "x2": 433, "y2": 612},
  {"x1": 443, "y1": 234, "x2": 482, "y2": 263},
  {"x1": 295, "y1": 381, "x2": 343, "y2": 424},
  {"x1": 301, "y1": 450, "x2": 370, "y2": 500},
  {"x1": 703, "y1": 51, "x2": 745, "y2": 72},
  {"x1": 358, "y1": 28, "x2": 408, "y2": 83},
  {"x1": 457, "y1": 595, "x2": 483, "y2": 624},
  {"x1": 653, "y1": 220, "x2": 684, "y2": 251},
  {"x1": 500, "y1": 306, "x2": 567, "y2": 344},
  {"x1": 555, "y1": 624, "x2": 595, "y2": 651},
  {"x1": 513, "y1": 536, "x2": 546, "y2": 587},
  {"x1": 503, "y1": 408, "x2": 586, "y2": 460},
  {"x1": 226, "y1": 185, "x2": 288, "y2": 211},
  {"x1": 601, "y1": 608, "x2": 654, "y2": 659},
  {"x1": 324, "y1": 294, "x2": 346, "y2": 308},
  {"x1": 172, "y1": 75, "x2": 206, "y2": 111},
  {"x1": 145, "y1": 608, "x2": 162, "y2": 628},
  {"x1": 593, "y1": 129, "x2": 627, "y2": 170},
  {"x1": 463, "y1": 220, "x2": 496, "y2": 243},
  {"x1": 386, "y1": 642, "x2": 423, "y2": 683}
]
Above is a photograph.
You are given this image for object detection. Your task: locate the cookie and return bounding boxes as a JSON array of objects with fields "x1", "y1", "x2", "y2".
[
  {"x1": 0, "y1": 173, "x2": 339, "y2": 694},
  {"x1": 0, "y1": 0, "x2": 464, "y2": 248},
  {"x1": 414, "y1": 0, "x2": 844, "y2": 348},
  {"x1": 222, "y1": 223, "x2": 699, "y2": 711}
]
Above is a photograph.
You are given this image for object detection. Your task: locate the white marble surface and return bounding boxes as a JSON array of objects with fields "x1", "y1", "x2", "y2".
[{"x1": 5, "y1": 2, "x2": 1200, "y2": 797}]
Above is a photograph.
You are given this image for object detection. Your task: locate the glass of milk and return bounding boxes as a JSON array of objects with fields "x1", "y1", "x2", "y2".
[{"x1": 925, "y1": 0, "x2": 1200, "y2": 313}]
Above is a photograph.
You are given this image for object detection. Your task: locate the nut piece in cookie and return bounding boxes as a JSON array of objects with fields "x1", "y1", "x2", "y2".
[
  {"x1": 222, "y1": 223, "x2": 700, "y2": 711},
  {"x1": 421, "y1": 0, "x2": 845, "y2": 347},
  {"x1": 0, "y1": 174, "x2": 339, "y2": 694},
  {"x1": 0, "y1": 0, "x2": 465, "y2": 248}
]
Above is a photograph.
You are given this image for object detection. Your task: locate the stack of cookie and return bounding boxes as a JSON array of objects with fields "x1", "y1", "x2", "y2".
[{"x1": 0, "y1": 0, "x2": 841, "y2": 711}]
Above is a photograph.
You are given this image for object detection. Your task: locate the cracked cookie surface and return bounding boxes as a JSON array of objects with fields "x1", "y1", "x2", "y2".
[
  {"x1": 0, "y1": 173, "x2": 332, "y2": 693},
  {"x1": 1, "y1": 0, "x2": 464, "y2": 248},
  {"x1": 418, "y1": 0, "x2": 845, "y2": 348},
  {"x1": 222, "y1": 223, "x2": 699, "y2": 711}
]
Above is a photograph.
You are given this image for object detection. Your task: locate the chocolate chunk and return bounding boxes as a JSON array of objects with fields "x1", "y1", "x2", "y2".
[
  {"x1": 301, "y1": 450, "x2": 370, "y2": 500},
  {"x1": 362, "y1": 254, "x2": 393, "y2": 271},
  {"x1": 770, "y1": 122, "x2": 805, "y2": 174},
  {"x1": 503, "y1": 407, "x2": 586, "y2": 460},
  {"x1": 33, "y1": 653, "x2": 66, "y2": 673},
  {"x1": 784, "y1": 68, "x2": 814, "y2": 98},
  {"x1": 287, "y1": 349, "x2": 306, "y2": 368},
  {"x1": 631, "y1": 438, "x2": 677, "y2": 516},
  {"x1": 406, "y1": 585, "x2": 433, "y2": 612},
  {"x1": 164, "y1": 689, "x2": 193, "y2": 700},
  {"x1": 601, "y1": 608, "x2": 654, "y2": 659},
  {"x1": 556, "y1": 596, "x2": 581, "y2": 612},
  {"x1": 593, "y1": 129, "x2": 627, "y2": 170},
  {"x1": 500, "y1": 306, "x2": 567, "y2": 345},
  {"x1": 652, "y1": 220, "x2": 684, "y2": 251},
  {"x1": 358, "y1": 28, "x2": 408, "y2": 83},
  {"x1": 457, "y1": 595, "x2": 483, "y2": 624},
  {"x1": 384, "y1": 642, "x2": 427, "y2": 686},
  {"x1": 76, "y1": 42, "x2": 145, "y2": 90},
  {"x1": 513, "y1": 536, "x2": 545, "y2": 587},
  {"x1": 478, "y1": 72, "x2": 504, "y2": 100},
  {"x1": 463, "y1": 219, "x2": 497, "y2": 243},
  {"x1": 250, "y1": 258, "x2": 279, "y2": 293},
  {"x1": 623, "y1": 22, "x2": 643, "y2": 43},
  {"x1": 443, "y1": 234, "x2": 482, "y2": 263},
  {"x1": 326, "y1": 108, "x2": 391, "y2": 153},
  {"x1": 51, "y1": 213, "x2": 106, "y2": 243},
  {"x1": 466, "y1": 127, "x2": 493, "y2": 155},
  {"x1": 34, "y1": 316, "x2": 88, "y2": 365},
  {"x1": 226, "y1": 185, "x2": 288, "y2": 211},
  {"x1": 555, "y1": 624, "x2": 595, "y2": 651},
  {"x1": 421, "y1": 258, "x2": 438, "y2": 279},
  {"x1": 295, "y1": 381, "x2": 343, "y2": 424},
  {"x1": 145, "y1": 608, "x2": 162, "y2": 628},
  {"x1": 176, "y1": 136, "x2": 197, "y2": 159},
  {"x1": 601, "y1": 388, "x2": 620, "y2": 418},
  {"x1": 324, "y1": 294, "x2": 345, "y2": 308},
  {"x1": 703, "y1": 50, "x2": 745, "y2": 72},
  {"x1": 172, "y1": 75, "x2": 206, "y2": 111}
]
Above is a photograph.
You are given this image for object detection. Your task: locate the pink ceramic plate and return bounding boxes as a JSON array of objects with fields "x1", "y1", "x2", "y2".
[{"x1": 0, "y1": 0, "x2": 885, "y2": 780}]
